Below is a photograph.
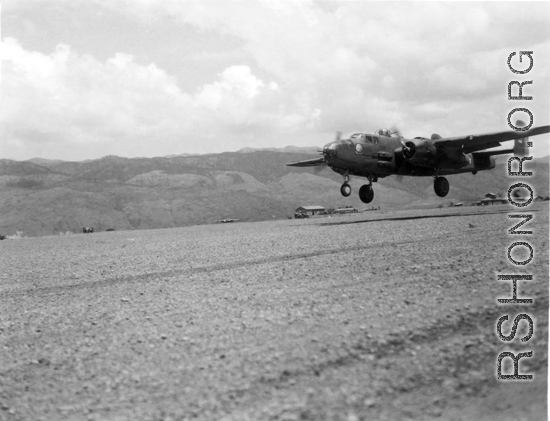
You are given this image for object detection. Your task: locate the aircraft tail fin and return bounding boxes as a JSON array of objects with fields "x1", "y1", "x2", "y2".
[
  {"x1": 513, "y1": 120, "x2": 530, "y2": 157},
  {"x1": 480, "y1": 135, "x2": 530, "y2": 157},
  {"x1": 513, "y1": 136, "x2": 529, "y2": 157},
  {"x1": 480, "y1": 120, "x2": 531, "y2": 157}
]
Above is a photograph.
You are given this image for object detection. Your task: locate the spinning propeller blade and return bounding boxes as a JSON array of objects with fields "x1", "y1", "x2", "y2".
[
  {"x1": 389, "y1": 124, "x2": 401, "y2": 137},
  {"x1": 399, "y1": 138, "x2": 412, "y2": 156},
  {"x1": 313, "y1": 164, "x2": 328, "y2": 175},
  {"x1": 314, "y1": 132, "x2": 341, "y2": 173}
]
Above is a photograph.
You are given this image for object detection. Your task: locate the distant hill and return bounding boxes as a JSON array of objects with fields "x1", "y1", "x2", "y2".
[
  {"x1": 236, "y1": 146, "x2": 320, "y2": 154},
  {"x1": 0, "y1": 152, "x2": 547, "y2": 237},
  {"x1": 26, "y1": 158, "x2": 67, "y2": 166},
  {"x1": 163, "y1": 153, "x2": 198, "y2": 158}
]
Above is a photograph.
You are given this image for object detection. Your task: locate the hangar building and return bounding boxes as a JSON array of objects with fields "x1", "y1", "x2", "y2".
[{"x1": 295, "y1": 206, "x2": 325, "y2": 216}]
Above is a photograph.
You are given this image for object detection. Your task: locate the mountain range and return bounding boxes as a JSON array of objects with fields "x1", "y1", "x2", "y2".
[{"x1": 1, "y1": 148, "x2": 548, "y2": 237}]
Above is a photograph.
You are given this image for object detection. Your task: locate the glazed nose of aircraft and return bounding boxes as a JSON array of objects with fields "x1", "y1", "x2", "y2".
[{"x1": 323, "y1": 142, "x2": 338, "y2": 158}]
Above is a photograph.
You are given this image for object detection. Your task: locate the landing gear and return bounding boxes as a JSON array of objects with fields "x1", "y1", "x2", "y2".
[
  {"x1": 434, "y1": 176, "x2": 449, "y2": 197},
  {"x1": 359, "y1": 174, "x2": 375, "y2": 203},
  {"x1": 340, "y1": 172, "x2": 351, "y2": 197},
  {"x1": 359, "y1": 184, "x2": 374, "y2": 203},
  {"x1": 340, "y1": 183, "x2": 351, "y2": 197}
]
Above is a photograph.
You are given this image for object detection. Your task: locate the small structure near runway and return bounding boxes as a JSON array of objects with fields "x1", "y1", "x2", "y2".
[
  {"x1": 334, "y1": 206, "x2": 358, "y2": 214},
  {"x1": 295, "y1": 206, "x2": 325, "y2": 217},
  {"x1": 476, "y1": 192, "x2": 508, "y2": 206}
]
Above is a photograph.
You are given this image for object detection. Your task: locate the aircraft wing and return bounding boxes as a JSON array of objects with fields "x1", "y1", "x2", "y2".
[
  {"x1": 286, "y1": 157, "x2": 326, "y2": 167},
  {"x1": 435, "y1": 125, "x2": 550, "y2": 154}
]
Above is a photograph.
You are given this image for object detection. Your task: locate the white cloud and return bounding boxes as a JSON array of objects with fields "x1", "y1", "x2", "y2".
[
  {"x1": 0, "y1": 37, "x2": 320, "y2": 159},
  {"x1": 0, "y1": 38, "x2": 195, "y2": 157},
  {"x1": 192, "y1": 64, "x2": 320, "y2": 138},
  {"x1": 195, "y1": 65, "x2": 266, "y2": 110},
  {"x1": 1, "y1": 1, "x2": 549, "y2": 159}
]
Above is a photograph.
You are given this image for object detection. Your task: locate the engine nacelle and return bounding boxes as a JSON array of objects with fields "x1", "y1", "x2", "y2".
[
  {"x1": 472, "y1": 154, "x2": 496, "y2": 171},
  {"x1": 401, "y1": 138, "x2": 437, "y2": 166}
]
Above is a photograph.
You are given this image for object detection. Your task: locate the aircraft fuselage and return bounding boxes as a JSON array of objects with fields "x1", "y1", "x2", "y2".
[{"x1": 322, "y1": 133, "x2": 493, "y2": 179}]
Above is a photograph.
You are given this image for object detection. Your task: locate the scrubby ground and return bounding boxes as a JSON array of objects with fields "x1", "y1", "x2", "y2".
[{"x1": 0, "y1": 204, "x2": 547, "y2": 421}]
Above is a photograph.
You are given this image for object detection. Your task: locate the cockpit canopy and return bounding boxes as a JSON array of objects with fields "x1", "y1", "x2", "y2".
[
  {"x1": 349, "y1": 133, "x2": 377, "y2": 144},
  {"x1": 376, "y1": 128, "x2": 392, "y2": 137}
]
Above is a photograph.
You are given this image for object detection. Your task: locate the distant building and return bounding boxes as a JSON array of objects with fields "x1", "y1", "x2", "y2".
[
  {"x1": 478, "y1": 198, "x2": 507, "y2": 206},
  {"x1": 334, "y1": 207, "x2": 358, "y2": 214},
  {"x1": 295, "y1": 206, "x2": 325, "y2": 216},
  {"x1": 485, "y1": 193, "x2": 498, "y2": 199}
]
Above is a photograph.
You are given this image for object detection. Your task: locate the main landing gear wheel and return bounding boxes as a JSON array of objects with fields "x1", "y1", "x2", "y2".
[
  {"x1": 340, "y1": 183, "x2": 351, "y2": 197},
  {"x1": 359, "y1": 184, "x2": 374, "y2": 203},
  {"x1": 434, "y1": 176, "x2": 450, "y2": 197}
]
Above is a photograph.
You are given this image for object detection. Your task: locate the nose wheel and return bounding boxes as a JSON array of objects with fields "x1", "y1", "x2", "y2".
[
  {"x1": 434, "y1": 176, "x2": 449, "y2": 197},
  {"x1": 359, "y1": 185, "x2": 374, "y2": 203},
  {"x1": 340, "y1": 172, "x2": 352, "y2": 197},
  {"x1": 340, "y1": 183, "x2": 351, "y2": 197}
]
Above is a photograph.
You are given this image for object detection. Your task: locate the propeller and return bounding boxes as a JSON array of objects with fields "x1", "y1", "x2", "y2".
[
  {"x1": 400, "y1": 138, "x2": 415, "y2": 159},
  {"x1": 313, "y1": 164, "x2": 328, "y2": 175},
  {"x1": 391, "y1": 126, "x2": 417, "y2": 159},
  {"x1": 389, "y1": 124, "x2": 401, "y2": 137},
  {"x1": 313, "y1": 147, "x2": 329, "y2": 175},
  {"x1": 314, "y1": 131, "x2": 340, "y2": 174},
  {"x1": 389, "y1": 125, "x2": 407, "y2": 180}
]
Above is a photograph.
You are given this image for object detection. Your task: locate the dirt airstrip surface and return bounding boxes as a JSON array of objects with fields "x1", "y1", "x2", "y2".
[{"x1": 0, "y1": 204, "x2": 548, "y2": 421}]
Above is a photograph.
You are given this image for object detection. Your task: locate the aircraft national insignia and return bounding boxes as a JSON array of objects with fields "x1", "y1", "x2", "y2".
[{"x1": 287, "y1": 122, "x2": 550, "y2": 204}]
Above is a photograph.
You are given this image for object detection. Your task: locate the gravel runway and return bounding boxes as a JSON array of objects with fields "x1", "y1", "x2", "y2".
[{"x1": 1, "y1": 204, "x2": 548, "y2": 421}]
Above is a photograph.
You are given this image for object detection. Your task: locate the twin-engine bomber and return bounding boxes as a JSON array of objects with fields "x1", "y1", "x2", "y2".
[{"x1": 287, "y1": 122, "x2": 550, "y2": 203}]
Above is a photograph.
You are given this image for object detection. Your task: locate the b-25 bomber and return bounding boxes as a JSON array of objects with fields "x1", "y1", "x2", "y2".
[{"x1": 287, "y1": 122, "x2": 550, "y2": 203}]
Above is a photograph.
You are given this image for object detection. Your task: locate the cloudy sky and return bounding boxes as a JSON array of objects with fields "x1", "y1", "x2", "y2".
[{"x1": 2, "y1": 0, "x2": 549, "y2": 161}]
